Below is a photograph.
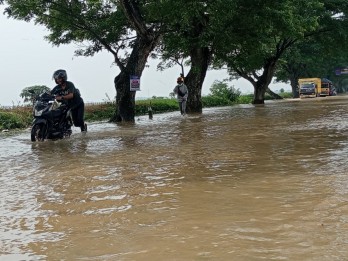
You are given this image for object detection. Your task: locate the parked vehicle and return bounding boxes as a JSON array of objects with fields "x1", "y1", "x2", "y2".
[
  {"x1": 30, "y1": 91, "x2": 73, "y2": 141},
  {"x1": 321, "y1": 78, "x2": 334, "y2": 96},
  {"x1": 298, "y1": 78, "x2": 334, "y2": 98},
  {"x1": 299, "y1": 79, "x2": 318, "y2": 98}
]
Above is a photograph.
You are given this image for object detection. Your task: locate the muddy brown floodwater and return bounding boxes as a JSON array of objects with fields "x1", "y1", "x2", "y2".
[{"x1": 1, "y1": 96, "x2": 348, "y2": 261}]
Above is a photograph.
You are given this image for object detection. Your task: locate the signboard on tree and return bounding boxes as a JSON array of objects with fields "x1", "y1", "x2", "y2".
[
  {"x1": 130, "y1": 75, "x2": 141, "y2": 91},
  {"x1": 335, "y1": 67, "x2": 348, "y2": 75}
]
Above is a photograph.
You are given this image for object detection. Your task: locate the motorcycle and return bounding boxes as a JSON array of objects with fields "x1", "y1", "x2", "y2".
[{"x1": 30, "y1": 91, "x2": 73, "y2": 141}]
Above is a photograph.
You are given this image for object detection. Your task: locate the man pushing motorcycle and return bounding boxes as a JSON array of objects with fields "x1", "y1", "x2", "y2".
[{"x1": 51, "y1": 69, "x2": 87, "y2": 132}]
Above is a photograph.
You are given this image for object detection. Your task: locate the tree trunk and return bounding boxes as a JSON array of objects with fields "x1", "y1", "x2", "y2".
[
  {"x1": 252, "y1": 59, "x2": 277, "y2": 104},
  {"x1": 253, "y1": 81, "x2": 267, "y2": 104},
  {"x1": 111, "y1": 35, "x2": 159, "y2": 122},
  {"x1": 290, "y1": 76, "x2": 299, "y2": 98},
  {"x1": 284, "y1": 63, "x2": 302, "y2": 98},
  {"x1": 185, "y1": 46, "x2": 210, "y2": 113},
  {"x1": 266, "y1": 88, "x2": 283, "y2": 99},
  {"x1": 112, "y1": 72, "x2": 136, "y2": 122}
]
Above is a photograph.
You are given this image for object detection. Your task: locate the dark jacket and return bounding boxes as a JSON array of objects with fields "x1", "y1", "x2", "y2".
[{"x1": 51, "y1": 81, "x2": 83, "y2": 109}]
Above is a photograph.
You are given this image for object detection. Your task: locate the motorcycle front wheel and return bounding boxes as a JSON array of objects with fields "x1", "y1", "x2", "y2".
[{"x1": 31, "y1": 123, "x2": 47, "y2": 142}]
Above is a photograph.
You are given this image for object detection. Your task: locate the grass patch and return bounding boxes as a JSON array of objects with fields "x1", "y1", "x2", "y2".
[{"x1": 0, "y1": 106, "x2": 32, "y2": 131}]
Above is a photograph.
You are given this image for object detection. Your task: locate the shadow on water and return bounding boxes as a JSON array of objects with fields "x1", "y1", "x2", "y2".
[{"x1": 1, "y1": 96, "x2": 348, "y2": 260}]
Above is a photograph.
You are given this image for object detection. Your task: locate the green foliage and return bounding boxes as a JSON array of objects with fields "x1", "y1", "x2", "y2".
[
  {"x1": 3, "y1": 1, "x2": 129, "y2": 57},
  {"x1": 20, "y1": 85, "x2": 51, "y2": 104},
  {"x1": 0, "y1": 108, "x2": 32, "y2": 130},
  {"x1": 84, "y1": 103, "x2": 115, "y2": 121},
  {"x1": 135, "y1": 99, "x2": 178, "y2": 115},
  {"x1": 214, "y1": 0, "x2": 321, "y2": 70},
  {"x1": 211, "y1": 0, "x2": 348, "y2": 102},
  {"x1": 209, "y1": 80, "x2": 241, "y2": 102},
  {"x1": 4, "y1": 0, "x2": 348, "y2": 106},
  {"x1": 275, "y1": 19, "x2": 348, "y2": 93},
  {"x1": 202, "y1": 96, "x2": 231, "y2": 107},
  {"x1": 279, "y1": 92, "x2": 293, "y2": 99},
  {"x1": 237, "y1": 94, "x2": 254, "y2": 104},
  {"x1": 4, "y1": 0, "x2": 348, "y2": 109},
  {"x1": 84, "y1": 99, "x2": 179, "y2": 121}
]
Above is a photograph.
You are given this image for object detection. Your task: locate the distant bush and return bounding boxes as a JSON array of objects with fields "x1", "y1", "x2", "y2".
[
  {"x1": 237, "y1": 94, "x2": 254, "y2": 104},
  {"x1": 135, "y1": 98, "x2": 178, "y2": 115},
  {"x1": 84, "y1": 98, "x2": 179, "y2": 121},
  {"x1": 279, "y1": 92, "x2": 293, "y2": 98},
  {"x1": 202, "y1": 96, "x2": 231, "y2": 107},
  {"x1": 20, "y1": 85, "x2": 51, "y2": 104},
  {"x1": 209, "y1": 80, "x2": 241, "y2": 102},
  {"x1": 0, "y1": 107, "x2": 32, "y2": 131},
  {"x1": 84, "y1": 102, "x2": 115, "y2": 121}
]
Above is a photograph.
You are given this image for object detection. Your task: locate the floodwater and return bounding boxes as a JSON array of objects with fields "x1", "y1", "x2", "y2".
[{"x1": 1, "y1": 96, "x2": 348, "y2": 261}]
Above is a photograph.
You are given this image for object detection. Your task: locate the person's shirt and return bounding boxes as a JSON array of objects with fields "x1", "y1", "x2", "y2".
[
  {"x1": 173, "y1": 83, "x2": 188, "y2": 101},
  {"x1": 51, "y1": 81, "x2": 83, "y2": 108}
]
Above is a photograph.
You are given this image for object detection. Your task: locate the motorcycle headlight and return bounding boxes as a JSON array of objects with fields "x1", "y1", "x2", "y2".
[{"x1": 34, "y1": 108, "x2": 44, "y2": 116}]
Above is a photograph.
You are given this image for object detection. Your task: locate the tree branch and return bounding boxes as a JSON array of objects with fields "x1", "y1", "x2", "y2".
[{"x1": 119, "y1": 0, "x2": 148, "y2": 37}]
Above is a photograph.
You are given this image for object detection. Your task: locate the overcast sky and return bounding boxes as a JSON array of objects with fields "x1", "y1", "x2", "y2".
[{"x1": 0, "y1": 6, "x2": 287, "y2": 107}]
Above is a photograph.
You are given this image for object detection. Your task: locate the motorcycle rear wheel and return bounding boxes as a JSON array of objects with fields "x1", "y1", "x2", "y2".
[{"x1": 31, "y1": 123, "x2": 47, "y2": 142}]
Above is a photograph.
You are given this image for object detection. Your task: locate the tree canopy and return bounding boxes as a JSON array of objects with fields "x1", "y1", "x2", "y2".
[{"x1": 20, "y1": 85, "x2": 51, "y2": 104}]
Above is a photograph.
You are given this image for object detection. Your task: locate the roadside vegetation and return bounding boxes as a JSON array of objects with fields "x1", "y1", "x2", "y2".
[{"x1": 0, "y1": 80, "x2": 292, "y2": 132}]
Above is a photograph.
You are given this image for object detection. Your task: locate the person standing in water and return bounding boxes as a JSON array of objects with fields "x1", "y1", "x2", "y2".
[{"x1": 173, "y1": 76, "x2": 188, "y2": 116}]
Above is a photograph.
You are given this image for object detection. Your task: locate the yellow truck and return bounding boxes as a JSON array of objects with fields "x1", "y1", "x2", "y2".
[{"x1": 298, "y1": 78, "x2": 333, "y2": 98}]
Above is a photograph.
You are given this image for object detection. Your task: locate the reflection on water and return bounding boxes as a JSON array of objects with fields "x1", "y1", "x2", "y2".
[{"x1": 1, "y1": 96, "x2": 348, "y2": 260}]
